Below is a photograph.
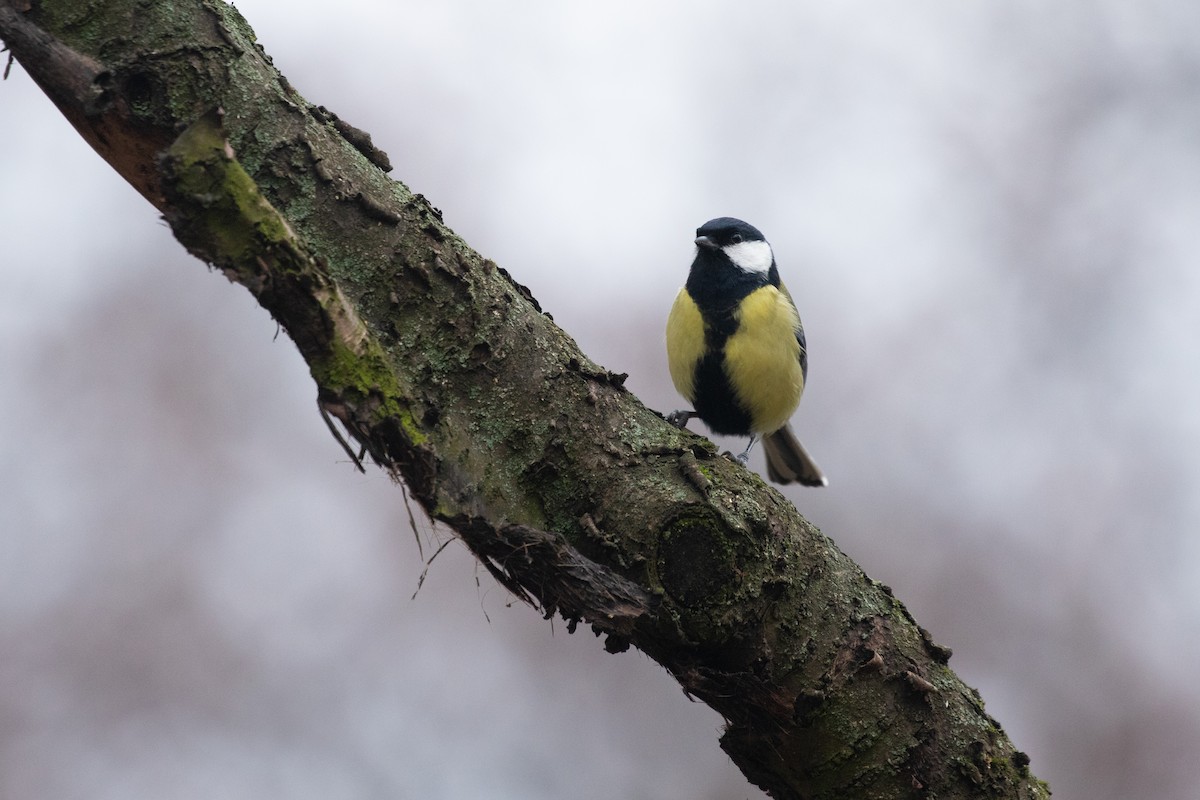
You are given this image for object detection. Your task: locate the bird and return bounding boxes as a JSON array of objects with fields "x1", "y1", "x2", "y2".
[{"x1": 665, "y1": 217, "x2": 827, "y2": 487}]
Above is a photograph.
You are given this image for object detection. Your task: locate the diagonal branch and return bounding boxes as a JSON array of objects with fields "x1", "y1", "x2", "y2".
[{"x1": 1, "y1": 2, "x2": 1048, "y2": 798}]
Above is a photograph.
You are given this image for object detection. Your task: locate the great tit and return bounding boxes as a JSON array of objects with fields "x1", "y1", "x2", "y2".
[{"x1": 666, "y1": 217, "x2": 827, "y2": 487}]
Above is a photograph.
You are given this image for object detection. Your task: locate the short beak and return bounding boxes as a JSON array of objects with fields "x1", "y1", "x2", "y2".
[{"x1": 694, "y1": 235, "x2": 718, "y2": 249}]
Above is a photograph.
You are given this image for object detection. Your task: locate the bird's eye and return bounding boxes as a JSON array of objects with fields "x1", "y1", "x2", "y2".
[{"x1": 730, "y1": 234, "x2": 743, "y2": 243}]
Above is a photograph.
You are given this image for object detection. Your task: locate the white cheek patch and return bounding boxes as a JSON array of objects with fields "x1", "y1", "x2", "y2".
[{"x1": 723, "y1": 240, "x2": 774, "y2": 273}]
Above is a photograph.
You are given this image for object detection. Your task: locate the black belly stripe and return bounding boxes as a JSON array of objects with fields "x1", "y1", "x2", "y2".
[
  {"x1": 691, "y1": 349, "x2": 752, "y2": 436},
  {"x1": 684, "y1": 284, "x2": 759, "y2": 437}
]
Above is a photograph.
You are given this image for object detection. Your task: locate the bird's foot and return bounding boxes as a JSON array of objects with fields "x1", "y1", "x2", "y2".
[
  {"x1": 666, "y1": 409, "x2": 696, "y2": 429},
  {"x1": 734, "y1": 435, "x2": 758, "y2": 466}
]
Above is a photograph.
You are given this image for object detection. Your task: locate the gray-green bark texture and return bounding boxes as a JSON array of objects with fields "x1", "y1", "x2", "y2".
[{"x1": 0, "y1": 2, "x2": 1050, "y2": 798}]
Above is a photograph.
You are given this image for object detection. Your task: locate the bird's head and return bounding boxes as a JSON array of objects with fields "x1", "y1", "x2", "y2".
[{"x1": 694, "y1": 217, "x2": 774, "y2": 274}]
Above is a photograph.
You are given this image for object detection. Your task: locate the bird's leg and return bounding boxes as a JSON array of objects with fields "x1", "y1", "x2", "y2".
[
  {"x1": 666, "y1": 409, "x2": 696, "y2": 428},
  {"x1": 736, "y1": 435, "x2": 759, "y2": 465}
]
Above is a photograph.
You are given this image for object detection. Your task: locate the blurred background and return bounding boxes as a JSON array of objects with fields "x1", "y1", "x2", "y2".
[{"x1": 3, "y1": 1, "x2": 1199, "y2": 797}]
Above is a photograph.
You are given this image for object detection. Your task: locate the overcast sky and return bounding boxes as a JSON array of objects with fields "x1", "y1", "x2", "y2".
[{"x1": 4, "y1": 2, "x2": 1200, "y2": 798}]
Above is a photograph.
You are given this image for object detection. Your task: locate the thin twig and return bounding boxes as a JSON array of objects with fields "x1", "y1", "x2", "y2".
[
  {"x1": 411, "y1": 537, "x2": 453, "y2": 601},
  {"x1": 400, "y1": 480, "x2": 424, "y2": 559},
  {"x1": 317, "y1": 401, "x2": 365, "y2": 473}
]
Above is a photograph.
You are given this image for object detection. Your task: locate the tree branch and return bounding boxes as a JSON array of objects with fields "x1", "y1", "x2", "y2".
[{"x1": 1, "y1": 2, "x2": 1049, "y2": 797}]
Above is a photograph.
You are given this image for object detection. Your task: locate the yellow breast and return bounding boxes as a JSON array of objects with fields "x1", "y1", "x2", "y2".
[
  {"x1": 724, "y1": 286, "x2": 805, "y2": 433},
  {"x1": 666, "y1": 285, "x2": 805, "y2": 435},
  {"x1": 665, "y1": 288, "x2": 706, "y2": 403}
]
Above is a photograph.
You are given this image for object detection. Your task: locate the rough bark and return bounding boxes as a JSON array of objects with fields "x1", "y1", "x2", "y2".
[{"x1": 1, "y1": 2, "x2": 1050, "y2": 798}]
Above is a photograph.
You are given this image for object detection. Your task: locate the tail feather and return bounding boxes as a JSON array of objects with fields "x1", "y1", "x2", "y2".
[{"x1": 762, "y1": 424, "x2": 828, "y2": 487}]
